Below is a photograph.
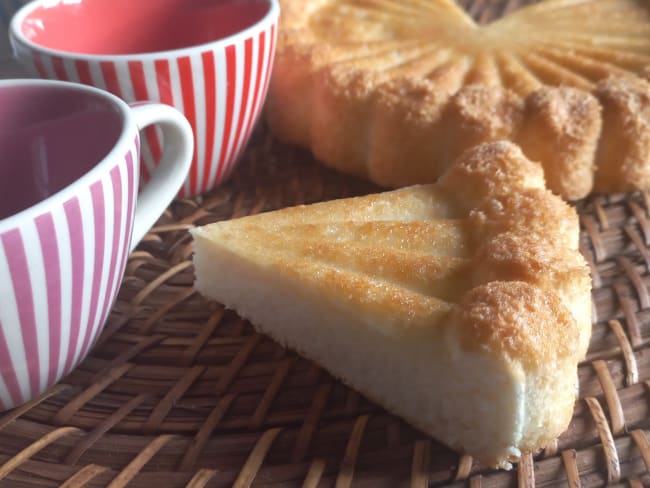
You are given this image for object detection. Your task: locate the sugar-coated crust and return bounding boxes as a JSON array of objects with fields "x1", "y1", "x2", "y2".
[
  {"x1": 267, "y1": 0, "x2": 650, "y2": 200},
  {"x1": 471, "y1": 188, "x2": 580, "y2": 249},
  {"x1": 472, "y1": 232, "x2": 592, "y2": 358},
  {"x1": 518, "y1": 87, "x2": 601, "y2": 199},
  {"x1": 192, "y1": 141, "x2": 591, "y2": 468},
  {"x1": 438, "y1": 142, "x2": 580, "y2": 246},
  {"x1": 452, "y1": 281, "x2": 578, "y2": 371},
  {"x1": 441, "y1": 86, "x2": 524, "y2": 167},
  {"x1": 437, "y1": 141, "x2": 545, "y2": 204},
  {"x1": 449, "y1": 281, "x2": 581, "y2": 459},
  {"x1": 594, "y1": 76, "x2": 650, "y2": 193}
]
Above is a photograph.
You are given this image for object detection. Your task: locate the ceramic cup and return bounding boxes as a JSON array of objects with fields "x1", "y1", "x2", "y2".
[
  {"x1": 10, "y1": 0, "x2": 279, "y2": 198},
  {"x1": 0, "y1": 79, "x2": 193, "y2": 411}
]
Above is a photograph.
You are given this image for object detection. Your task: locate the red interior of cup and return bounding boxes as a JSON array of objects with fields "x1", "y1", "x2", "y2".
[
  {"x1": 19, "y1": 0, "x2": 271, "y2": 54},
  {"x1": 0, "y1": 84, "x2": 122, "y2": 219}
]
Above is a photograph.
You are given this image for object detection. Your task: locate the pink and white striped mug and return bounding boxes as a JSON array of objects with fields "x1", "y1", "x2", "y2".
[
  {"x1": 0, "y1": 79, "x2": 193, "y2": 411},
  {"x1": 10, "y1": 0, "x2": 280, "y2": 198}
]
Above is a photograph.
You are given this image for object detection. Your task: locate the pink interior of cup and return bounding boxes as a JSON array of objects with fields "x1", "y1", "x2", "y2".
[
  {"x1": 19, "y1": 0, "x2": 271, "y2": 54},
  {"x1": 0, "y1": 84, "x2": 122, "y2": 220}
]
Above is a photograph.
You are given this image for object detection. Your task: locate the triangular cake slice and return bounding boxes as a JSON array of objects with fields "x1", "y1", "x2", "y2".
[{"x1": 191, "y1": 141, "x2": 591, "y2": 468}]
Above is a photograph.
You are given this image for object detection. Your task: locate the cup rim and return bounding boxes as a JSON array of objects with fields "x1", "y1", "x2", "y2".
[
  {"x1": 0, "y1": 79, "x2": 137, "y2": 234},
  {"x1": 9, "y1": 0, "x2": 280, "y2": 61}
]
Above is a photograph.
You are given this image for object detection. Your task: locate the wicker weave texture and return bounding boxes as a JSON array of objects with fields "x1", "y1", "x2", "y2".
[{"x1": 2, "y1": 1, "x2": 650, "y2": 486}]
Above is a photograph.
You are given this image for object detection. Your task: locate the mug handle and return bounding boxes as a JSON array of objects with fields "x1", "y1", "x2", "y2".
[{"x1": 128, "y1": 102, "x2": 194, "y2": 251}]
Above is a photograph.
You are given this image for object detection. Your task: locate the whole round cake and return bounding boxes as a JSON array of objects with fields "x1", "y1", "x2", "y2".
[{"x1": 267, "y1": 0, "x2": 650, "y2": 200}]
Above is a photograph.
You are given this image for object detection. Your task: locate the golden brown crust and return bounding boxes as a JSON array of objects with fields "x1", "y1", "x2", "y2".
[
  {"x1": 438, "y1": 141, "x2": 545, "y2": 207},
  {"x1": 368, "y1": 78, "x2": 450, "y2": 186},
  {"x1": 471, "y1": 187, "x2": 580, "y2": 250},
  {"x1": 267, "y1": 0, "x2": 650, "y2": 200},
  {"x1": 472, "y1": 231, "x2": 592, "y2": 357},
  {"x1": 472, "y1": 232, "x2": 587, "y2": 289},
  {"x1": 452, "y1": 281, "x2": 578, "y2": 370},
  {"x1": 310, "y1": 69, "x2": 379, "y2": 176},
  {"x1": 516, "y1": 87, "x2": 601, "y2": 201},
  {"x1": 441, "y1": 86, "x2": 524, "y2": 167},
  {"x1": 594, "y1": 76, "x2": 650, "y2": 193}
]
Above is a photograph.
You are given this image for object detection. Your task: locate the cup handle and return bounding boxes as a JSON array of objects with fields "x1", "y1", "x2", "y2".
[{"x1": 128, "y1": 102, "x2": 194, "y2": 251}]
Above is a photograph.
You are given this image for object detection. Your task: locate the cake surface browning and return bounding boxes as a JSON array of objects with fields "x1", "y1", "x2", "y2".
[
  {"x1": 191, "y1": 141, "x2": 592, "y2": 468},
  {"x1": 267, "y1": 0, "x2": 650, "y2": 199}
]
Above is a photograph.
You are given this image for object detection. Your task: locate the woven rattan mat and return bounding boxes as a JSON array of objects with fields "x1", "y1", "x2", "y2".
[{"x1": 3, "y1": 1, "x2": 650, "y2": 487}]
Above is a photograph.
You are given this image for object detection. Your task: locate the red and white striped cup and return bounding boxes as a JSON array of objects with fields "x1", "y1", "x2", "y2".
[
  {"x1": 0, "y1": 79, "x2": 193, "y2": 411},
  {"x1": 9, "y1": 0, "x2": 279, "y2": 198}
]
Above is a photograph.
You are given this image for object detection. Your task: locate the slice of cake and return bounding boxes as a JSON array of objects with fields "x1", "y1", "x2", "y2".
[
  {"x1": 191, "y1": 141, "x2": 591, "y2": 468},
  {"x1": 267, "y1": 0, "x2": 650, "y2": 199}
]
